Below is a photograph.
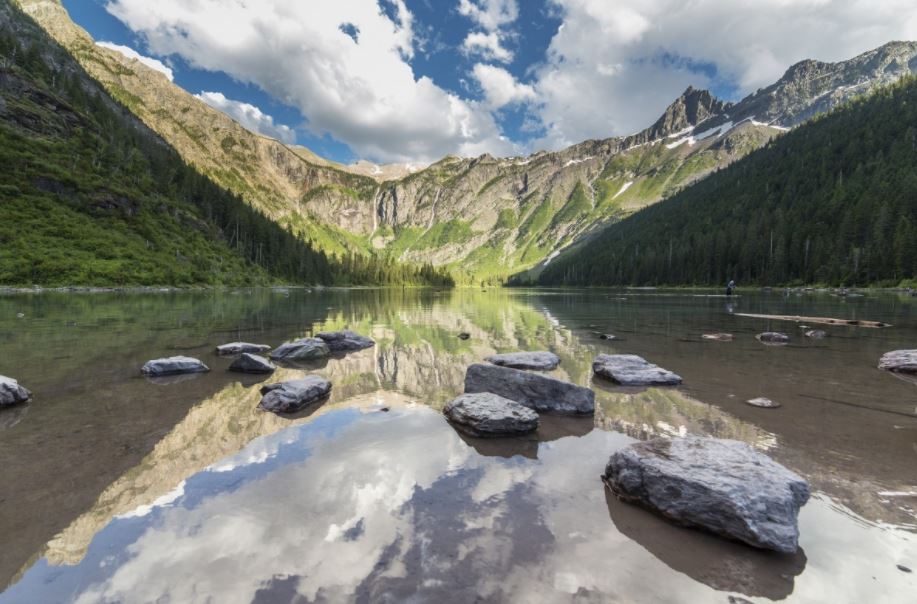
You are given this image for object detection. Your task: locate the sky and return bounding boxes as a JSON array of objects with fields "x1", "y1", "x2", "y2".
[{"x1": 63, "y1": 0, "x2": 917, "y2": 165}]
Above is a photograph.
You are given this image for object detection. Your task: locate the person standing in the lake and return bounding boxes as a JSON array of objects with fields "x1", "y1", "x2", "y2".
[{"x1": 726, "y1": 279, "x2": 736, "y2": 296}]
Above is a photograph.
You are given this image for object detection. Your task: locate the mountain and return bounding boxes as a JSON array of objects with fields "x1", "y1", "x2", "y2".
[
  {"x1": 0, "y1": 0, "x2": 452, "y2": 287},
  {"x1": 524, "y1": 74, "x2": 917, "y2": 287},
  {"x1": 14, "y1": 0, "x2": 917, "y2": 284}
]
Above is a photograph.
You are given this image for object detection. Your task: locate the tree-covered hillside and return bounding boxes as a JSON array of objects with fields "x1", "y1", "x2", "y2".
[
  {"x1": 524, "y1": 76, "x2": 917, "y2": 288},
  {"x1": 0, "y1": 1, "x2": 452, "y2": 287}
]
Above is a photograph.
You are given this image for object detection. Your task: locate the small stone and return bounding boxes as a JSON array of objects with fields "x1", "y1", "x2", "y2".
[
  {"x1": 746, "y1": 397, "x2": 781, "y2": 408},
  {"x1": 593, "y1": 354, "x2": 682, "y2": 386},
  {"x1": 315, "y1": 330, "x2": 375, "y2": 352},
  {"x1": 15, "y1": 313, "x2": 24, "y2": 319},
  {"x1": 897, "y1": 564, "x2": 912, "y2": 573},
  {"x1": 259, "y1": 376, "x2": 332, "y2": 414},
  {"x1": 599, "y1": 334, "x2": 617, "y2": 340},
  {"x1": 215, "y1": 342, "x2": 271, "y2": 355},
  {"x1": 229, "y1": 353, "x2": 276, "y2": 374},
  {"x1": 756, "y1": 332, "x2": 790, "y2": 345},
  {"x1": 804, "y1": 330, "x2": 827, "y2": 339},
  {"x1": 141, "y1": 356, "x2": 210, "y2": 377},
  {"x1": 457, "y1": 332, "x2": 471, "y2": 340},
  {"x1": 0, "y1": 375, "x2": 31, "y2": 407},
  {"x1": 443, "y1": 392, "x2": 539, "y2": 437},
  {"x1": 485, "y1": 351, "x2": 560, "y2": 371},
  {"x1": 702, "y1": 333, "x2": 733, "y2": 342},
  {"x1": 270, "y1": 338, "x2": 330, "y2": 362}
]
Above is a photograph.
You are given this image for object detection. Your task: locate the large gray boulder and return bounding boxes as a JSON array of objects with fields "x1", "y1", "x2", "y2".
[
  {"x1": 604, "y1": 436, "x2": 810, "y2": 553},
  {"x1": 0, "y1": 375, "x2": 31, "y2": 407},
  {"x1": 141, "y1": 356, "x2": 210, "y2": 377},
  {"x1": 592, "y1": 354, "x2": 682, "y2": 386},
  {"x1": 259, "y1": 376, "x2": 332, "y2": 414},
  {"x1": 315, "y1": 330, "x2": 375, "y2": 352},
  {"x1": 878, "y1": 350, "x2": 917, "y2": 373},
  {"x1": 443, "y1": 392, "x2": 539, "y2": 437},
  {"x1": 270, "y1": 338, "x2": 330, "y2": 362},
  {"x1": 485, "y1": 351, "x2": 560, "y2": 371},
  {"x1": 229, "y1": 353, "x2": 276, "y2": 374},
  {"x1": 215, "y1": 342, "x2": 271, "y2": 356},
  {"x1": 464, "y1": 363, "x2": 595, "y2": 414}
]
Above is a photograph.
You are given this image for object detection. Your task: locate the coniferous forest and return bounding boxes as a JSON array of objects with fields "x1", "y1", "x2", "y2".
[
  {"x1": 0, "y1": 6, "x2": 452, "y2": 287},
  {"x1": 524, "y1": 76, "x2": 917, "y2": 288}
]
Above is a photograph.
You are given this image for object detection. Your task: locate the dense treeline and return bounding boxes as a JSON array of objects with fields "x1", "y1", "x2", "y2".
[
  {"x1": 522, "y1": 75, "x2": 917, "y2": 288},
  {"x1": 0, "y1": 3, "x2": 452, "y2": 287}
]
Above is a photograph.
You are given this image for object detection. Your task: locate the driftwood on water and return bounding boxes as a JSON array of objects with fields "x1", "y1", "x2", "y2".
[{"x1": 734, "y1": 313, "x2": 891, "y2": 328}]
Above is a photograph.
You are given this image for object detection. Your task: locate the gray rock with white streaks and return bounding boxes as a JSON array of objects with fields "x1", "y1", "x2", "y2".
[
  {"x1": 0, "y1": 375, "x2": 31, "y2": 407},
  {"x1": 756, "y1": 332, "x2": 790, "y2": 345},
  {"x1": 229, "y1": 353, "x2": 276, "y2": 374},
  {"x1": 443, "y1": 392, "x2": 539, "y2": 436},
  {"x1": 215, "y1": 342, "x2": 271, "y2": 355},
  {"x1": 269, "y1": 338, "x2": 330, "y2": 362},
  {"x1": 592, "y1": 354, "x2": 683, "y2": 386},
  {"x1": 485, "y1": 351, "x2": 560, "y2": 371},
  {"x1": 746, "y1": 397, "x2": 781, "y2": 408},
  {"x1": 141, "y1": 356, "x2": 210, "y2": 377},
  {"x1": 315, "y1": 330, "x2": 375, "y2": 352},
  {"x1": 259, "y1": 376, "x2": 332, "y2": 414},
  {"x1": 464, "y1": 363, "x2": 594, "y2": 415},
  {"x1": 604, "y1": 436, "x2": 810, "y2": 553},
  {"x1": 804, "y1": 330, "x2": 827, "y2": 339},
  {"x1": 878, "y1": 350, "x2": 917, "y2": 373}
]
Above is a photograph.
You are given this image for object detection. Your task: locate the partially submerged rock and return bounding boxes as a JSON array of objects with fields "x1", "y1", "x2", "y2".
[
  {"x1": 141, "y1": 356, "x2": 210, "y2": 377},
  {"x1": 756, "y1": 332, "x2": 790, "y2": 345},
  {"x1": 443, "y1": 392, "x2": 539, "y2": 437},
  {"x1": 229, "y1": 353, "x2": 276, "y2": 374},
  {"x1": 457, "y1": 332, "x2": 471, "y2": 340},
  {"x1": 804, "y1": 330, "x2": 827, "y2": 339},
  {"x1": 269, "y1": 338, "x2": 330, "y2": 362},
  {"x1": 485, "y1": 351, "x2": 560, "y2": 371},
  {"x1": 464, "y1": 363, "x2": 595, "y2": 415},
  {"x1": 599, "y1": 334, "x2": 617, "y2": 341},
  {"x1": 215, "y1": 342, "x2": 271, "y2": 355},
  {"x1": 604, "y1": 436, "x2": 810, "y2": 553},
  {"x1": 0, "y1": 375, "x2": 31, "y2": 407},
  {"x1": 746, "y1": 397, "x2": 780, "y2": 409},
  {"x1": 702, "y1": 333, "x2": 733, "y2": 342},
  {"x1": 878, "y1": 350, "x2": 917, "y2": 374},
  {"x1": 315, "y1": 330, "x2": 375, "y2": 352},
  {"x1": 259, "y1": 376, "x2": 332, "y2": 414},
  {"x1": 592, "y1": 354, "x2": 682, "y2": 387}
]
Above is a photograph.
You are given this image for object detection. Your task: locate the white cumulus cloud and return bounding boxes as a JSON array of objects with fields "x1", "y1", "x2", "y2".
[
  {"x1": 194, "y1": 91, "x2": 296, "y2": 144},
  {"x1": 95, "y1": 41, "x2": 173, "y2": 81},
  {"x1": 472, "y1": 64, "x2": 535, "y2": 109},
  {"x1": 457, "y1": 0, "x2": 518, "y2": 32},
  {"x1": 462, "y1": 31, "x2": 513, "y2": 63}
]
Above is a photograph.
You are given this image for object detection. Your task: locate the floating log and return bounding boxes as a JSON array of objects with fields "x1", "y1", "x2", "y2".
[{"x1": 734, "y1": 313, "x2": 891, "y2": 328}]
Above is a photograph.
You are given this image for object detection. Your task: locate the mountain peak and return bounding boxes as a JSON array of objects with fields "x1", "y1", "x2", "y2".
[{"x1": 645, "y1": 87, "x2": 731, "y2": 140}]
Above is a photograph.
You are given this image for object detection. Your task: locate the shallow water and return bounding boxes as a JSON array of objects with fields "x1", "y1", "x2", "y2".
[{"x1": 0, "y1": 287, "x2": 914, "y2": 603}]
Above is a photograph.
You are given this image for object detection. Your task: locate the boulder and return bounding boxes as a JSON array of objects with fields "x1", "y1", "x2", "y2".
[
  {"x1": 592, "y1": 354, "x2": 682, "y2": 387},
  {"x1": 215, "y1": 342, "x2": 271, "y2": 355},
  {"x1": 702, "y1": 333, "x2": 733, "y2": 342},
  {"x1": 804, "y1": 330, "x2": 827, "y2": 339},
  {"x1": 878, "y1": 350, "x2": 917, "y2": 374},
  {"x1": 315, "y1": 330, "x2": 375, "y2": 352},
  {"x1": 443, "y1": 392, "x2": 539, "y2": 436},
  {"x1": 259, "y1": 376, "x2": 332, "y2": 414},
  {"x1": 141, "y1": 356, "x2": 210, "y2": 377},
  {"x1": 746, "y1": 397, "x2": 780, "y2": 409},
  {"x1": 269, "y1": 338, "x2": 330, "y2": 362},
  {"x1": 0, "y1": 375, "x2": 31, "y2": 407},
  {"x1": 229, "y1": 353, "x2": 276, "y2": 374},
  {"x1": 604, "y1": 436, "x2": 810, "y2": 553},
  {"x1": 756, "y1": 332, "x2": 790, "y2": 345},
  {"x1": 464, "y1": 363, "x2": 595, "y2": 414},
  {"x1": 485, "y1": 351, "x2": 560, "y2": 371}
]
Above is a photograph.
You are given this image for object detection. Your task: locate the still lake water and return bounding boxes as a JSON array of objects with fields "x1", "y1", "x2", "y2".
[{"x1": 0, "y1": 287, "x2": 915, "y2": 603}]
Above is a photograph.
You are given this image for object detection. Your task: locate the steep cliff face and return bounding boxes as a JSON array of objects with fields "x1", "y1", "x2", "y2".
[{"x1": 17, "y1": 0, "x2": 917, "y2": 282}]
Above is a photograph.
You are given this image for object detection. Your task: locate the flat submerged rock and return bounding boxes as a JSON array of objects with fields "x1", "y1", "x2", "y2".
[
  {"x1": 0, "y1": 375, "x2": 31, "y2": 407},
  {"x1": 215, "y1": 342, "x2": 271, "y2": 355},
  {"x1": 604, "y1": 436, "x2": 810, "y2": 553},
  {"x1": 485, "y1": 351, "x2": 560, "y2": 371},
  {"x1": 315, "y1": 330, "x2": 375, "y2": 352},
  {"x1": 229, "y1": 353, "x2": 276, "y2": 374},
  {"x1": 878, "y1": 350, "x2": 917, "y2": 374},
  {"x1": 443, "y1": 392, "x2": 539, "y2": 437},
  {"x1": 464, "y1": 363, "x2": 595, "y2": 415},
  {"x1": 270, "y1": 338, "x2": 330, "y2": 362},
  {"x1": 592, "y1": 354, "x2": 682, "y2": 387},
  {"x1": 746, "y1": 397, "x2": 780, "y2": 409},
  {"x1": 141, "y1": 356, "x2": 210, "y2": 377},
  {"x1": 259, "y1": 376, "x2": 332, "y2": 414},
  {"x1": 756, "y1": 332, "x2": 790, "y2": 345}
]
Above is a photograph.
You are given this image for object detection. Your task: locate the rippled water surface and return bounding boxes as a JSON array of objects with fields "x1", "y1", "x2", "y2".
[{"x1": 0, "y1": 288, "x2": 915, "y2": 603}]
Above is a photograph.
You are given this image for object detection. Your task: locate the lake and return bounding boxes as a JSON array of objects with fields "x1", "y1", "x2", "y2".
[{"x1": 0, "y1": 287, "x2": 914, "y2": 603}]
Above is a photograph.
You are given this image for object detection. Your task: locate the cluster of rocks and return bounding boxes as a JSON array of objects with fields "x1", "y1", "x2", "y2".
[{"x1": 136, "y1": 330, "x2": 375, "y2": 415}]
